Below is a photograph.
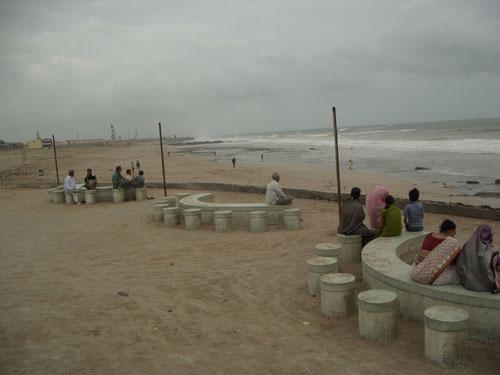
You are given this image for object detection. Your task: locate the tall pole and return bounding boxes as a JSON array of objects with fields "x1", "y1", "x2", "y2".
[
  {"x1": 332, "y1": 107, "x2": 342, "y2": 223},
  {"x1": 52, "y1": 134, "x2": 60, "y2": 185},
  {"x1": 158, "y1": 122, "x2": 167, "y2": 197}
]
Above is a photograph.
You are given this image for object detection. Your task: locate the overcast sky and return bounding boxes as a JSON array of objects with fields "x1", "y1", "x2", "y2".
[{"x1": 1, "y1": 0, "x2": 499, "y2": 141}]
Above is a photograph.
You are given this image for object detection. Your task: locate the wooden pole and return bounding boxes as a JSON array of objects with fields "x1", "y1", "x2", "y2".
[
  {"x1": 332, "y1": 107, "x2": 342, "y2": 222},
  {"x1": 52, "y1": 134, "x2": 60, "y2": 185},
  {"x1": 158, "y1": 122, "x2": 167, "y2": 197}
]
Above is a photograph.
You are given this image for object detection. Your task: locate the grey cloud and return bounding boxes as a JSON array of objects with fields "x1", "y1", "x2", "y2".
[{"x1": 0, "y1": 0, "x2": 499, "y2": 141}]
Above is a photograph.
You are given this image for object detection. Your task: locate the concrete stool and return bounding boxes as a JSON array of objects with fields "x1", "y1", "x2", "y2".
[
  {"x1": 424, "y1": 306, "x2": 469, "y2": 367},
  {"x1": 315, "y1": 243, "x2": 343, "y2": 271},
  {"x1": 47, "y1": 189, "x2": 54, "y2": 202},
  {"x1": 337, "y1": 234, "x2": 362, "y2": 264},
  {"x1": 135, "y1": 187, "x2": 147, "y2": 201},
  {"x1": 112, "y1": 188, "x2": 125, "y2": 203},
  {"x1": 96, "y1": 186, "x2": 113, "y2": 202},
  {"x1": 319, "y1": 273, "x2": 356, "y2": 317},
  {"x1": 307, "y1": 257, "x2": 339, "y2": 296},
  {"x1": 161, "y1": 196, "x2": 177, "y2": 207},
  {"x1": 283, "y1": 208, "x2": 301, "y2": 230},
  {"x1": 65, "y1": 192, "x2": 75, "y2": 204},
  {"x1": 184, "y1": 208, "x2": 202, "y2": 231},
  {"x1": 52, "y1": 189, "x2": 65, "y2": 204},
  {"x1": 85, "y1": 189, "x2": 98, "y2": 204},
  {"x1": 214, "y1": 211, "x2": 232, "y2": 233},
  {"x1": 358, "y1": 289, "x2": 398, "y2": 342},
  {"x1": 249, "y1": 211, "x2": 267, "y2": 233},
  {"x1": 154, "y1": 203, "x2": 169, "y2": 222},
  {"x1": 163, "y1": 207, "x2": 180, "y2": 226}
]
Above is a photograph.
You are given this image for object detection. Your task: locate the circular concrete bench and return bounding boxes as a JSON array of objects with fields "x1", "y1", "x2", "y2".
[
  {"x1": 362, "y1": 231, "x2": 500, "y2": 342},
  {"x1": 178, "y1": 193, "x2": 288, "y2": 228}
]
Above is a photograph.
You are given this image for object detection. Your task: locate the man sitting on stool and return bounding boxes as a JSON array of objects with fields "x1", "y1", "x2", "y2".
[
  {"x1": 266, "y1": 172, "x2": 293, "y2": 205},
  {"x1": 338, "y1": 187, "x2": 376, "y2": 246},
  {"x1": 63, "y1": 169, "x2": 80, "y2": 204}
]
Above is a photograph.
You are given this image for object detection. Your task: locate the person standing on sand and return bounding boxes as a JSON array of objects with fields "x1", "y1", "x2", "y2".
[
  {"x1": 266, "y1": 173, "x2": 293, "y2": 205},
  {"x1": 232, "y1": 157, "x2": 236, "y2": 168},
  {"x1": 338, "y1": 187, "x2": 376, "y2": 246},
  {"x1": 63, "y1": 170, "x2": 80, "y2": 204}
]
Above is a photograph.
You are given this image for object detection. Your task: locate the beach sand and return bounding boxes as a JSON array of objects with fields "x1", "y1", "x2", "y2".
[
  {"x1": 0, "y1": 187, "x2": 499, "y2": 374},
  {"x1": 1, "y1": 140, "x2": 498, "y2": 208},
  {"x1": 1, "y1": 142, "x2": 499, "y2": 374}
]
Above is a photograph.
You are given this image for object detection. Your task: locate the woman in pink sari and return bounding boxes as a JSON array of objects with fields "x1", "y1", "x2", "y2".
[{"x1": 366, "y1": 184, "x2": 388, "y2": 230}]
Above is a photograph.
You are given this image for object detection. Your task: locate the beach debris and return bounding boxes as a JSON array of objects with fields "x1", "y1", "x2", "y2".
[
  {"x1": 303, "y1": 321, "x2": 310, "y2": 325},
  {"x1": 87, "y1": 329, "x2": 100, "y2": 336},
  {"x1": 466, "y1": 180, "x2": 480, "y2": 184},
  {"x1": 495, "y1": 179, "x2": 500, "y2": 185},
  {"x1": 414, "y1": 166, "x2": 430, "y2": 170},
  {"x1": 117, "y1": 291, "x2": 129, "y2": 297}
]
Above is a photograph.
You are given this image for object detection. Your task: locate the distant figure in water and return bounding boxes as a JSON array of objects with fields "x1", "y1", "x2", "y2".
[
  {"x1": 261, "y1": 153, "x2": 264, "y2": 162},
  {"x1": 348, "y1": 159, "x2": 353, "y2": 170},
  {"x1": 232, "y1": 157, "x2": 236, "y2": 168},
  {"x1": 266, "y1": 173, "x2": 293, "y2": 205}
]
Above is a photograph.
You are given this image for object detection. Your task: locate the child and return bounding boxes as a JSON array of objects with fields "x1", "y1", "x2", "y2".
[{"x1": 404, "y1": 188, "x2": 424, "y2": 232}]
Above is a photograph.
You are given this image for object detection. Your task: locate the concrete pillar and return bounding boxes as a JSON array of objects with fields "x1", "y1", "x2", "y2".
[
  {"x1": 85, "y1": 190, "x2": 98, "y2": 204},
  {"x1": 319, "y1": 273, "x2": 356, "y2": 317},
  {"x1": 65, "y1": 192, "x2": 74, "y2": 204},
  {"x1": 358, "y1": 289, "x2": 398, "y2": 342},
  {"x1": 306, "y1": 257, "x2": 339, "y2": 296},
  {"x1": 77, "y1": 189, "x2": 86, "y2": 203},
  {"x1": 96, "y1": 186, "x2": 113, "y2": 202},
  {"x1": 160, "y1": 196, "x2": 177, "y2": 207},
  {"x1": 249, "y1": 211, "x2": 267, "y2": 233},
  {"x1": 135, "y1": 187, "x2": 147, "y2": 201},
  {"x1": 124, "y1": 187, "x2": 135, "y2": 201},
  {"x1": 112, "y1": 188, "x2": 125, "y2": 203},
  {"x1": 163, "y1": 207, "x2": 180, "y2": 226},
  {"x1": 154, "y1": 203, "x2": 170, "y2": 222},
  {"x1": 214, "y1": 211, "x2": 232, "y2": 233},
  {"x1": 314, "y1": 243, "x2": 343, "y2": 271},
  {"x1": 283, "y1": 208, "x2": 301, "y2": 230},
  {"x1": 424, "y1": 306, "x2": 469, "y2": 367},
  {"x1": 184, "y1": 208, "x2": 202, "y2": 231},
  {"x1": 337, "y1": 234, "x2": 362, "y2": 264},
  {"x1": 52, "y1": 189, "x2": 65, "y2": 204}
]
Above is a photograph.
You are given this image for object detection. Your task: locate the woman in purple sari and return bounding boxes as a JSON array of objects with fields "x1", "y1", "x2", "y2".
[{"x1": 456, "y1": 224, "x2": 500, "y2": 293}]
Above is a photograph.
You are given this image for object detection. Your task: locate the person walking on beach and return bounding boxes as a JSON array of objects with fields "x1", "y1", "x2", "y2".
[
  {"x1": 261, "y1": 154, "x2": 264, "y2": 163},
  {"x1": 338, "y1": 187, "x2": 376, "y2": 246},
  {"x1": 232, "y1": 157, "x2": 236, "y2": 168},
  {"x1": 266, "y1": 173, "x2": 293, "y2": 205}
]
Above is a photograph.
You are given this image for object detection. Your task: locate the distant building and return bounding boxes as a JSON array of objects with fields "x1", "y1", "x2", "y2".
[{"x1": 27, "y1": 139, "x2": 42, "y2": 149}]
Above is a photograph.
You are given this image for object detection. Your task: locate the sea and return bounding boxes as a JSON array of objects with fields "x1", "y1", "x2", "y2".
[{"x1": 180, "y1": 118, "x2": 500, "y2": 196}]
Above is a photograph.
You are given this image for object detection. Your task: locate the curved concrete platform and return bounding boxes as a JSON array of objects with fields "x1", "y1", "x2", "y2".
[
  {"x1": 361, "y1": 231, "x2": 500, "y2": 341},
  {"x1": 178, "y1": 193, "x2": 287, "y2": 226}
]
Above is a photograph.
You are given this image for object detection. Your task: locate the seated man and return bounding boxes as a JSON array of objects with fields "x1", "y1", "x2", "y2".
[
  {"x1": 112, "y1": 166, "x2": 128, "y2": 188},
  {"x1": 266, "y1": 173, "x2": 293, "y2": 205},
  {"x1": 63, "y1": 169, "x2": 80, "y2": 204},
  {"x1": 134, "y1": 170, "x2": 145, "y2": 187},
  {"x1": 84, "y1": 168, "x2": 97, "y2": 190},
  {"x1": 338, "y1": 187, "x2": 376, "y2": 246},
  {"x1": 125, "y1": 169, "x2": 133, "y2": 181}
]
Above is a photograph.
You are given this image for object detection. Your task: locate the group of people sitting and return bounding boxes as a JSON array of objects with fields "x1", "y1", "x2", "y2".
[
  {"x1": 111, "y1": 166, "x2": 145, "y2": 189},
  {"x1": 62, "y1": 166, "x2": 147, "y2": 204},
  {"x1": 338, "y1": 185, "x2": 499, "y2": 293}
]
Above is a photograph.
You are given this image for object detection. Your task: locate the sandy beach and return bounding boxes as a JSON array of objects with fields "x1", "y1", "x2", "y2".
[
  {"x1": 1, "y1": 140, "x2": 498, "y2": 208},
  {"x1": 1, "y1": 142, "x2": 499, "y2": 374}
]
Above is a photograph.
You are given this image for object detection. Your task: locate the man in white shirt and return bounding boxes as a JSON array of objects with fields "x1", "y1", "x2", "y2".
[
  {"x1": 266, "y1": 173, "x2": 293, "y2": 205},
  {"x1": 63, "y1": 169, "x2": 80, "y2": 204}
]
